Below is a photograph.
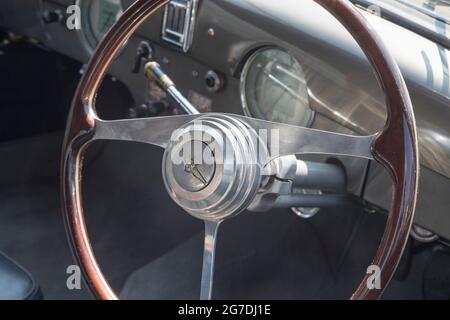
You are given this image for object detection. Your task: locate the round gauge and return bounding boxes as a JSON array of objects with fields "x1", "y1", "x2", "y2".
[
  {"x1": 79, "y1": 0, "x2": 124, "y2": 51},
  {"x1": 240, "y1": 48, "x2": 314, "y2": 127}
]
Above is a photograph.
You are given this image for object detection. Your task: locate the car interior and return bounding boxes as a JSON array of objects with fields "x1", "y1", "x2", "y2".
[{"x1": 0, "y1": 0, "x2": 449, "y2": 300}]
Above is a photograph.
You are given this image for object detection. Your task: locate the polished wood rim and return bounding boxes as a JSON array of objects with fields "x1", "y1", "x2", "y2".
[{"x1": 61, "y1": 0, "x2": 418, "y2": 300}]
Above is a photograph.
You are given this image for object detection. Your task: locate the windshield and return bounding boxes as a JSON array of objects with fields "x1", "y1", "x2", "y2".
[
  {"x1": 397, "y1": 0, "x2": 450, "y2": 23},
  {"x1": 357, "y1": 0, "x2": 450, "y2": 46}
]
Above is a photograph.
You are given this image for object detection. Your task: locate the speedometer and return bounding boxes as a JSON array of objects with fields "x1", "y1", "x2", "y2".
[
  {"x1": 79, "y1": 0, "x2": 123, "y2": 51},
  {"x1": 240, "y1": 48, "x2": 314, "y2": 127}
]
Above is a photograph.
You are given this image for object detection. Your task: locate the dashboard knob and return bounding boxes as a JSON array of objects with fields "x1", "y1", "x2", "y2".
[
  {"x1": 42, "y1": 10, "x2": 64, "y2": 24},
  {"x1": 204, "y1": 70, "x2": 224, "y2": 93}
]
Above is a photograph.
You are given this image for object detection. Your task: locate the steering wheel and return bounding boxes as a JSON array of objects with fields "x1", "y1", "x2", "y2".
[{"x1": 61, "y1": 0, "x2": 419, "y2": 300}]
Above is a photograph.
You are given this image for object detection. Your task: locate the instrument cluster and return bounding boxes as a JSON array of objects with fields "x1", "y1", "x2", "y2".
[
  {"x1": 78, "y1": 0, "x2": 123, "y2": 52},
  {"x1": 240, "y1": 47, "x2": 315, "y2": 127}
]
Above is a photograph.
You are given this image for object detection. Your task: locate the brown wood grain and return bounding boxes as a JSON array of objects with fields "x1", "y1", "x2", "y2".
[
  {"x1": 313, "y1": 0, "x2": 419, "y2": 300},
  {"x1": 61, "y1": 0, "x2": 170, "y2": 300}
]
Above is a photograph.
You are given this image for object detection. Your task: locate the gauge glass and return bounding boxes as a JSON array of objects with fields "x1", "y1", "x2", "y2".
[
  {"x1": 80, "y1": 0, "x2": 123, "y2": 51},
  {"x1": 241, "y1": 48, "x2": 314, "y2": 127}
]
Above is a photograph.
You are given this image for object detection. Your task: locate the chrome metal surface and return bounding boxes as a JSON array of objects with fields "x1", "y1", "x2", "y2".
[
  {"x1": 242, "y1": 117, "x2": 375, "y2": 161},
  {"x1": 162, "y1": 114, "x2": 264, "y2": 221},
  {"x1": 172, "y1": 141, "x2": 216, "y2": 192},
  {"x1": 145, "y1": 61, "x2": 200, "y2": 114},
  {"x1": 93, "y1": 114, "x2": 200, "y2": 148},
  {"x1": 291, "y1": 189, "x2": 322, "y2": 218},
  {"x1": 262, "y1": 155, "x2": 298, "y2": 179},
  {"x1": 161, "y1": 0, "x2": 198, "y2": 52},
  {"x1": 94, "y1": 112, "x2": 372, "y2": 217},
  {"x1": 167, "y1": 86, "x2": 201, "y2": 114},
  {"x1": 143, "y1": 62, "x2": 374, "y2": 162},
  {"x1": 200, "y1": 220, "x2": 220, "y2": 300},
  {"x1": 93, "y1": 113, "x2": 375, "y2": 161},
  {"x1": 205, "y1": 70, "x2": 222, "y2": 92},
  {"x1": 249, "y1": 155, "x2": 297, "y2": 212},
  {"x1": 250, "y1": 155, "x2": 346, "y2": 213}
]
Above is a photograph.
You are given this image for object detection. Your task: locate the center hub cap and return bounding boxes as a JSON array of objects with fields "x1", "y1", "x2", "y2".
[
  {"x1": 172, "y1": 141, "x2": 216, "y2": 192},
  {"x1": 162, "y1": 115, "x2": 266, "y2": 221}
]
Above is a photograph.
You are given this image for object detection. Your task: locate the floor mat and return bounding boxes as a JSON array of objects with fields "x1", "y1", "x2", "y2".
[
  {"x1": 121, "y1": 204, "x2": 428, "y2": 300},
  {"x1": 0, "y1": 180, "x2": 90, "y2": 299},
  {"x1": 0, "y1": 140, "x2": 203, "y2": 299},
  {"x1": 121, "y1": 210, "x2": 334, "y2": 300}
]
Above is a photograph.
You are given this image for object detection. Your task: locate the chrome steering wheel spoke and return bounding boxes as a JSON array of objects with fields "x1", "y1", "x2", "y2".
[
  {"x1": 242, "y1": 116, "x2": 375, "y2": 161},
  {"x1": 200, "y1": 221, "x2": 221, "y2": 300},
  {"x1": 93, "y1": 114, "x2": 202, "y2": 148},
  {"x1": 90, "y1": 111, "x2": 375, "y2": 300},
  {"x1": 93, "y1": 113, "x2": 374, "y2": 161}
]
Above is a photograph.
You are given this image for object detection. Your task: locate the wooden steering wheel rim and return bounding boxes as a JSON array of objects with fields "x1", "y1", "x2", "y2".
[{"x1": 61, "y1": 0, "x2": 419, "y2": 300}]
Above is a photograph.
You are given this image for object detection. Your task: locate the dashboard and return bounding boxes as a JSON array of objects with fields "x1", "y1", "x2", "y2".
[{"x1": 1, "y1": 0, "x2": 450, "y2": 239}]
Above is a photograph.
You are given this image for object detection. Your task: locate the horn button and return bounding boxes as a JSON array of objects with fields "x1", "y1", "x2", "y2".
[
  {"x1": 172, "y1": 141, "x2": 216, "y2": 193},
  {"x1": 162, "y1": 115, "x2": 265, "y2": 222}
]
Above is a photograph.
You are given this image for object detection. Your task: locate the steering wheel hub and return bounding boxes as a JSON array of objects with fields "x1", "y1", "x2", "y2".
[
  {"x1": 171, "y1": 141, "x2": 216, "y2": 192},
  {"x1": 162, "y1": 115, "x2": 265, "y2": 221}
]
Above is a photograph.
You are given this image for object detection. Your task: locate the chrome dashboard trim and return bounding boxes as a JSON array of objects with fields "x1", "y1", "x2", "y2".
[{"x1": 161, "y1": 0, "x2": 199, "y2": 52}]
